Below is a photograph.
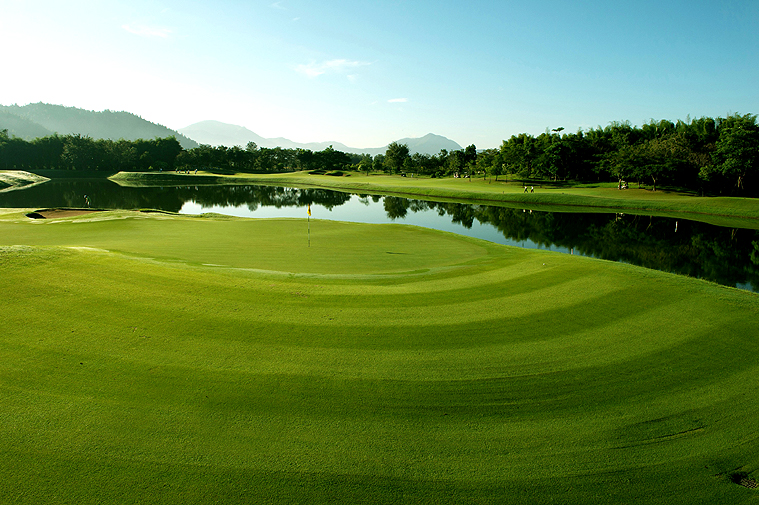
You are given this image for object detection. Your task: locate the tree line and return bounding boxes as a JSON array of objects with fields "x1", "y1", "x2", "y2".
[
  {"x1": 2, "y1": 112, "x2": 758, "y2": 195},
  {"x1": 0, "y1": 132, "x2": 183, "y2": 172},
  {"x1": 487, "y1": 113, "x2": 759, "y2": 196}
]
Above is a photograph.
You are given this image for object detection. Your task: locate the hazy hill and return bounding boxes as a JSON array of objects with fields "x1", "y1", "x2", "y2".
[
  {"x1": 178, "y1": 120, "x2": 268, "y2": 149},
  {"x1": 179, "y1": 120, "x2": 363, "y2": 153},
  {"x1": 362, "y1": 133, "x2": 463, "y2": 157},
  {"x1": 179, "y1": 120, "x2": 462, "y2": 156},
  {"x1": 0, "y1": 103, "x2": 198, "y2": 149},
  {"x1": 0, "y1": 110, "x2": 54, "y2": 140},
  {"x1": 1, "y1": 103, "x2": 463, "y2": 156}
]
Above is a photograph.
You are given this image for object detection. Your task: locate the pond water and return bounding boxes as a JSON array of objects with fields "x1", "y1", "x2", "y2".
[{"x1": 2, "y1": 178, "x2": 758, "y2": 292}]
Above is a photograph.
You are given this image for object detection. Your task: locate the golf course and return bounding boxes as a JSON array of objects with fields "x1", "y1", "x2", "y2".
[
  {"x1": 1, "y1": 206, "x2": 759, "y2": 504},
  {"x1": 111, "y1": 170, "x2": 759, "y2": 229}
]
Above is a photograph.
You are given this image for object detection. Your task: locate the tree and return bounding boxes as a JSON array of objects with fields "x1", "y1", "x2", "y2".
[
  {"x1": 637, "y1": 134, "x2": 691, "y2": 191},
  {"x1": 61, "y1": 134, "x2": 96, "y2": 170},
  {"x1": 357, "y1": 154, "x2": 372, "y2": 175},
  {"x1": 227, "y1": 145, "x2": 248, "y2": 172},
  {"x1": 317, "y1": 145, "x2": 350, "y2": 172},
  {"x1": 444, "y1": 149, "x2": 463, "y2": 175},
  {"x1": 372, "y1": 154, "x2": 385, "y2": 172},
  {"x1": 296, "y1": 149, "x2": 315, "y2": 171},
  {"x1": 544, "y1": 136, "x2": 571, "y2": 181},
  {"x1": 702, "y1": 113, "x2": 759, "y2": 194},
  {"x1": 384, "y1": 142, "x2": 410, "y2": 174},
  {"x1": 500, "y1": 133, "x2": 537, "y2": 177},
  {"x1": 463, "y1": 144, "x2": 477, "y2": 177},
  {"x1": 476, "y1": 148, "x2": 499, "y2": 182}
]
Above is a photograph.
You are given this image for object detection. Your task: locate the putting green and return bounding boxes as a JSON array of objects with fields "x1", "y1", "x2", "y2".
[
  {"x1": 1, "y1": 210, "x2": 489, "y2": 275},
  {"x1": 1, "y1": 210, "x2": 758, "y2": 504}
]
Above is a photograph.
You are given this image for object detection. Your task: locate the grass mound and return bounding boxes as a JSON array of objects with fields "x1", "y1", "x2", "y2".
[
  {"x1": 1, "y1": 210, "x2": 758, "y2": 504},
  {"x1": 0, "y1": 170, "x2": 49, "y2": 191}
]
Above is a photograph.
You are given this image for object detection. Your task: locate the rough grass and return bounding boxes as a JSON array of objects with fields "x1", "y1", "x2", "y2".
[{"x1": 1, "y1": 210, "x2": 759, "y2": 504}]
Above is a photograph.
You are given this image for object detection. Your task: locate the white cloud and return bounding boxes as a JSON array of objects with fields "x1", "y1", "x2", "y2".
[
  {"x1": 122, "y1": 24, "x2": 172, "y2": 39},
  {"x1": 271, "y1": 1, "x2": 286, "y2": 9},
  {"x1": 388, "y1": 98, "x2": 408, "y2": 103},
  {"x1": 295, "y1": 59, "x2": 370, "y2": 78}
]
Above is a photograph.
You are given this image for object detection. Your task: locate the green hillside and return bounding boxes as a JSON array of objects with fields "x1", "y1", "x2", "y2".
[
  {"x1": 0, "y1": 110, "x2": 53, "y2": 140},
  {"x1": 0, "y1": 103, "x2": 198, "y2": 149},
  {"x1": 1, "y1": 210, "x2": 758, "y2": 504}
]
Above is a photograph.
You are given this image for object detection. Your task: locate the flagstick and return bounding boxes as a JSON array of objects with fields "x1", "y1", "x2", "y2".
[{"x1": 307, "y1": 204, "x2": 312, "y2": 247}]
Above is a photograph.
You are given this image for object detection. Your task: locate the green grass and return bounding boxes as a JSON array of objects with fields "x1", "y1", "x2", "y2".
[
  {"x1": 0, "y1": 170, "x2": 49, "y2": 191},
  {"x1": 110, "y1": 170, "x2": 759, "y2": 229},
  {"x1": 1, "y1": 210, "x2": 759, "y2": 504}
]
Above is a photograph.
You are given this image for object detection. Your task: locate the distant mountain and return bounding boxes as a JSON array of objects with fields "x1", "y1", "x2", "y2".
[
  {"x1": 178, "y1": 120, "x2": 268, "y2": 149},
  {"x1": 0, "y1": 110, "x2": 54, "y2": 140},
  {"x1": 179, "y1": 120, "x2": 462, "y2": 156},
  {"x1": 0, "y1": 104, "x2": 463, "y2": 156},
  {"x1": 0, "y1": 103, "x2": 198, "y2": 149},
  {"x1": 179, "y1": 120, "x2": 363, "y2": 153},
  {"x1": 363, "y1": 133, "x2": 463, "y2": 157}
]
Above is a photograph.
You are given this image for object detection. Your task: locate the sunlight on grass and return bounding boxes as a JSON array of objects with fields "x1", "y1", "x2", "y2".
[{"x1": 1, "y1": 210, "x2": 758, "y2": 504}]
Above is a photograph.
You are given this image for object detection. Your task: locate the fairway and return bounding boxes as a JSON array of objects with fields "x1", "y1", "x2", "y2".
[{"x1": 1, "y1": 210, "x2": 758, "y2": 504}]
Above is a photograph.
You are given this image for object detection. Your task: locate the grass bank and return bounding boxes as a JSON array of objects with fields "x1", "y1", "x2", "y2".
[
  {"x1": 1, "y1": 210, "x2": 758, "y2": 504},
  {"x1": 110, "y1": 170, "x2": 759, "y2": 229},
  {"x1": 0, "y1": 170, "x2": 49, "y2": 191}
]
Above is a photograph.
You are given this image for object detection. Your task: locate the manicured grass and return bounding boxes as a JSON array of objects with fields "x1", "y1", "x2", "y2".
[
  {"x1": 0, "y1": 170, "x2": 49, "y2": 190},
  {"x1": 1, "y1": 210, "x2": 759, "y2": 504},
  {"x1": 110, "y1": 170, "x2": 759, "y2": 229}
]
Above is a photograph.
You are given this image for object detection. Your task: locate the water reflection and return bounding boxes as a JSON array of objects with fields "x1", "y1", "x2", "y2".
[{"x1": 2, "y1": 179, "x2": 757, "y2": 292}]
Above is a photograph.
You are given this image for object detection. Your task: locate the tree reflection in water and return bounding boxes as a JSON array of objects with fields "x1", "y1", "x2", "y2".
[{"x1": 2, "y1": 180, "x2": 757, "y2": 291}]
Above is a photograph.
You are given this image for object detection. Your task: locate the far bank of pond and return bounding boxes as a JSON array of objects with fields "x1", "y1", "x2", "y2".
[
  {"x1": 109, "y1": 170, "x2": 759, "y2": 229},
  {"x1": 2, "y1": 177, "x2": 758, "y2": 292}
]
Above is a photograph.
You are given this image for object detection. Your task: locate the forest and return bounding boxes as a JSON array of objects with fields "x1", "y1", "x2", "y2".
[{"x1": 1, "y1": 113, "x2": 758, "y2": 196}]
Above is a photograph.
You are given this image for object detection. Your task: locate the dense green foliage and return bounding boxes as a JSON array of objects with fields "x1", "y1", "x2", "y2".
[
  {"x1": 485, "y1": 114, "x2": 759, "y2": 196},
  {"x1": 0, "y1": 130, "x2": 183, "y2": 172},
  {"x1": 3, "y1": 113, "x2": 759, "y2": 195},
  {"x1": 175, "y1": 142, "x2": 352, "y2": 173},
  {"x1": 1, "y1": 211, "x2": 758, "y2": 504}
]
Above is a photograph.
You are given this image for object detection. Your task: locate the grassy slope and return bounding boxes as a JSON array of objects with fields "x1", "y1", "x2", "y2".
[
  {"x1": 1, "y1": 211, "x2": 759, "y2": 504},
  {"x1": 110, "y1": 171, "x2": 759, "y2": 229},
  {"x1": 0, "y1": 170, "x2": 50, "y2": 191}
]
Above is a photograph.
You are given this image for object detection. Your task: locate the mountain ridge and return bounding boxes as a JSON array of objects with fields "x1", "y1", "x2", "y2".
[
  {"x1": 179, "y1": 120, "x2": 463, "y2": 156},
  {"x1": 0, "y1": 103, "x2": 464, "y2": 156},
  {"x1": 0, "y1": 103, "x2": 199, "y2": 149}
]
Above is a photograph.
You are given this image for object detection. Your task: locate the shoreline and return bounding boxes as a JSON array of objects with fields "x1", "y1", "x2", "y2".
[{"x1": 109, "y1": 170, "x2": 759, "y2": 229}]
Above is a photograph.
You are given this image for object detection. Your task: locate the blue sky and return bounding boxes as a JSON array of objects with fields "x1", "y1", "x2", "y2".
[{"x1": 1, "y1": 0, "x2": 757, "y2": 148}]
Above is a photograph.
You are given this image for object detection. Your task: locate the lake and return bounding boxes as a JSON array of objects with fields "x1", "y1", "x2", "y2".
[{"x1": 2, "y1": 178, "x2": 758, "y2": 292}]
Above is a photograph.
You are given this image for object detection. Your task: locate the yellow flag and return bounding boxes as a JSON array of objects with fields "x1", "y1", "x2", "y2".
[{"x1": 307, "y1": 204, "x2": 311, "y2": 216}]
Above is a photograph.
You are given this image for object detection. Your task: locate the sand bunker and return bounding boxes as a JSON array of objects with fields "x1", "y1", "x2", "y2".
[{"x1": 27, "y1": 209, "x2": 102, "y2": 219}]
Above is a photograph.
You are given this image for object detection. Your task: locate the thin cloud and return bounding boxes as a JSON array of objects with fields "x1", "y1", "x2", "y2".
[
  {"x1": 388, "y1": 98, "x2": 408, "y2": 103},
  {"x1": 271, "y1": 1, "x2": 286, "y2": 10},
  {"x1": 122, "y1": 24, "x2": 172, "y2": 39},
  {"x1": 296, "y1": 59, "x2": 370, "y2": 78}
]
